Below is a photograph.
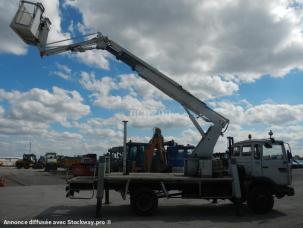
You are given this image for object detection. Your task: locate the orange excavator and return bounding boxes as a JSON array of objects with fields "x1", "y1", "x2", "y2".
[{"x1": 144, "y1": 128, "x2": 168, "y2": 172}]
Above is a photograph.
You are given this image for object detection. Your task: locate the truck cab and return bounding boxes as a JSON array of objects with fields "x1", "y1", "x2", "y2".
[{"x1": 230, "y1": 135, "x2": 294, "y2": 213}]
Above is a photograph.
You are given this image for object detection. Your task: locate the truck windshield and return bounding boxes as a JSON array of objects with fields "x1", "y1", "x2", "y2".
[{"x1": 263, "y1": 144, "x2": 284, "y2": 160}]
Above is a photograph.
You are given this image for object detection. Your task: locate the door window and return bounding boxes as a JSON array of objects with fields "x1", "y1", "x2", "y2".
[
  {"x1": 262, "y1": 144, "x2": 284, "y2": 160},
  {"x1": 254, "y1": 144, "x2": 261, "y2": 160},
  {"x1": 232, "y1": 146, "x2": 240, "y2": 156},
  {"x1": 129, "y1": 146, "x2": 137, "y2": 161},
  {"x1": 241, "y1": 145, "x2": 252, "y2": 156}
]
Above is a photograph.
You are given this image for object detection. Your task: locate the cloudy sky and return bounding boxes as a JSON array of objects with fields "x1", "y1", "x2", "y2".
[{"x1": 1, "y1": 0, "x2": 303, "y2": 157}]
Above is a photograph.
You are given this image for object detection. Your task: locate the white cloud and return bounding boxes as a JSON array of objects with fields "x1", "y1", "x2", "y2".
[
  {"x1": 39, "y1": 0, "x2": 70, "y2": 43},
  {"x1": 50, "y1": 63, "x2": 72, "y2": 80},
  {"x1": 0, "y1": 87, "x2": 90, "y2": 125},
  {"x1": 214, "y1": 101, "x2": 303, "y2": 126},
  {"x1": 113, "y1": 112, "x2": 190, "y2": 129},
  {"x1": 246, "y1": 104, "x2": 303, "y2": 124},
  {"x1": 79, "y1": 71, "x2": 165, "y2": 112},
  {"x1": 47, "y1": 131, "x2": 83, "y2": 141},
  {"x1": 73, "y1": 49, "x2": 110, "y2": 70},
  {"x1": 179, "y1": 75, "x2": 239, "y2": 100},
  {"x1": 2, "y1": 0, "x2": 303, "y2": 157},
  {"x1": 0, "y1": 118, "x2": 48, "y2": 136},
  {"x1": 0, "y1": 87, "x2": 93, "y2": 156},
  {"x1": 72, "y1": 118, "x2": 122, "y2": 138},
  {"x1": 66, "y1": 0, "x2": 303, "y2": 99},
  {"x1": 117, "y1": 74, "x2": 168, "y2": 99},
  {"x1": 0, "y1": 0, "x2": 27, "y2": 55}
]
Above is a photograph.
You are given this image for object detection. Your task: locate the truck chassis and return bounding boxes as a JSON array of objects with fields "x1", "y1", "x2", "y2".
[{"x1": 66, "y1": 157, "x2": 242, "y2": 216}]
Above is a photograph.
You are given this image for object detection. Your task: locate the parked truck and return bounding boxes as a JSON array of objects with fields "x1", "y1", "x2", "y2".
[
  {"x1": 10, "y1": 1, "x2": 294, "y2": 216},
  {"x1": 15, "y1": 154, "x2": 37, "y2": 169}
]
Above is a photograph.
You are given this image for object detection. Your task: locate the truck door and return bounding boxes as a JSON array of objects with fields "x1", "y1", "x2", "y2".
[
  {"x1": 251, "y1": 144, "x2": 262, "y2": 177},
  {"x1": 238, "y1": 145, "x2": 253, "y2": 175},
  {"x1": 261, "y1": 142, "x2": 289, "y2": 185}
]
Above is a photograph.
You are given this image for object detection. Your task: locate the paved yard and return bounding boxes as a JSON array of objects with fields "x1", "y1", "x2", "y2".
[{"x1": 0, "y1": 167, "x2": 302, "y2": 227}]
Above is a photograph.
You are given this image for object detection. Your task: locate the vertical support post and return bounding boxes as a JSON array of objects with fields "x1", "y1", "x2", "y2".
[
  {"x1": 105, "y1": 155, "x2": 110, "y2": 174},
  {"x1": 105, "y1": 155, "x2": 110, "y2": 205},
  {"x1": 230, "y1": 158, "x2": 242, "y2": 215},
  {"x1": 227, "y1": 136, "x2": 234, "y2": 158},
  {"x1": 96, "y1": 156, "x2": 105, "y2": 218},
  {"x1": 122, "y1": 120, "x2": 128, "y2": 175},
  {"x1": 105, "y1": 190, "x2": 109, "y2": 205}
]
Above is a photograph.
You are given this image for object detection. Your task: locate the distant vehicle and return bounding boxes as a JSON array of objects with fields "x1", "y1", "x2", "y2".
[
  {"x1": 0, "y1": 157, "x2": 21, "y2": 167},
  {"x1": 33, "y1": 156, "x2": 45, "y2": 169},
  {"x1": 292, "y1": 160, "x2": 303, "y2": 169},
  {"x1": 15, "y1": 154, "x2": 37, "y2": 169},
  {"x1": 71, "y1": 154, "x2": 97, "y2": 176},
  {"x1": 45, "y1": 152, "x2": 58, "y2": 171},
  {"x1": 60, "y1": 156, "x2": 81, "y2": 170},
  {"x1": 108, "y1": 141, "x2": 195, "y2": 173},
  {"x1": 15, "y1": 154, "x2": 45, "y2": 169},
  {"x1": 56, "y1": 155, "x2": 65, "y2": 168}
]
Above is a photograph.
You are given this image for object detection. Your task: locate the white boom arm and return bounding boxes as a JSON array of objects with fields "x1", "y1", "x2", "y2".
[
  {"x1": 9, "y1": 0, "x2": 229, "y2": 160},
  {"x1": 41, "y1": 33, "x2": 229, "y2": 158}
]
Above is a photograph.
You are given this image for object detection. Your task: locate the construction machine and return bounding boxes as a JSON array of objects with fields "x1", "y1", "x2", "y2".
[
  {"x1": 15, "y1": 154, "x2": 37, "y2": 169},
  {"x1": 11, "y1": 1, "x2": 294, "y2": 214},
  {"x1": 71, "y1": 154, "x2": 97, "y2": 176},
  {"x1": 45, "y1": 152, "x2": 58, "y2": 171},
  {"x1": 32, "y1": 156, "x2": 45, "y2": 169},
  {"x1": 108, "y1": 140, "x2": 193, "y2": 173},
  {"x1": 61, "y1": 156, "x2": 81, "y2": 170},
  {"x1": 144, "y1": 128, "x2": 168, "y2": 172}
]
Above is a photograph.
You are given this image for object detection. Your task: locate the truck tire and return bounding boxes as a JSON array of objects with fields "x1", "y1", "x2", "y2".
[
  {"x1": 130, "y1": 187, "x2": 158, "y2": 216},
  {"x1": 247, "y1": 186, "x2": 274, "y2": 214}
]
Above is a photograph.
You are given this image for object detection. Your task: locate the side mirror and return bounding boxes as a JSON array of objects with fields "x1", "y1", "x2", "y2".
[
  {"x1": 287, "y1": 150, "x2": 292, "y2": 161},
  {"x1": 254, "y1": 151, "x2": 260, "y2": 159}
]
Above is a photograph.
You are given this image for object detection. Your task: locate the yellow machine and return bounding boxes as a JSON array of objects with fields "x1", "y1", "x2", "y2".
[
  {"x1": 144, "y1": 128, "x2": 168, "y2": 172},
  {"x1": 15, "y1": 154, "x2": 37, "y2": 169}
]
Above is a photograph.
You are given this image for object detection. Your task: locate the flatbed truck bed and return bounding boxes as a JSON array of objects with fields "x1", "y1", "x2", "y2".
[
  {"x1": 65, "y1": 158, "x2": 241, "y2": 217},
  {"x1": 68, "y1": 172, "x2": 233, "y2": 184},
  {"x1": 67, "y1": 172, "x2": 234, "y2": 196}
]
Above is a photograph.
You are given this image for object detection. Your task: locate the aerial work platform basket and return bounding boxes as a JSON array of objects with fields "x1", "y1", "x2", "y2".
[{"x1": 10, "y1": 0, "x2": 51, "y2": 49}]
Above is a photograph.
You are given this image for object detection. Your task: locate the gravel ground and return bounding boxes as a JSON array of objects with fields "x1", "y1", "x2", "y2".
[{"x1": 0, "y1": 167, "x2": 302, "y2": 228}]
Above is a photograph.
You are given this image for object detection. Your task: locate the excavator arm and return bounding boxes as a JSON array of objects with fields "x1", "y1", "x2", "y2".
[{"x1": 144, "y1": 128, "x2": 167, "y2": 172}]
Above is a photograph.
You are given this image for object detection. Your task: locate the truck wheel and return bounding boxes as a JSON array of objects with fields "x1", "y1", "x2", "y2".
[
  {"x1": 247, "y1": 186, "x2": 274, "y2": 214},
  {"x1": 130, "y1": 187, "x2": 158, "y2": 216}
]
